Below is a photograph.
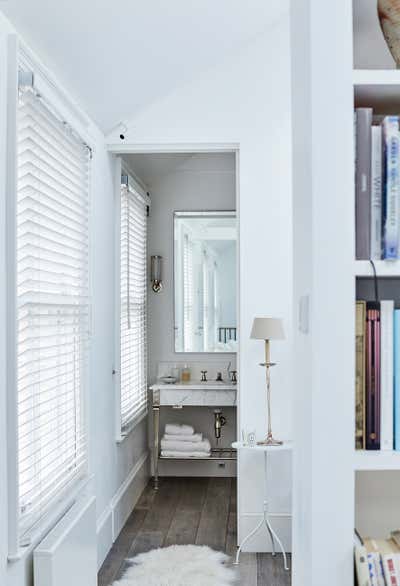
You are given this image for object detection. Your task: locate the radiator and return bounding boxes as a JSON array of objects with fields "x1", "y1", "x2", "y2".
[{"x1": 34, "y1": 496, "x2": 97, "y2": 586}]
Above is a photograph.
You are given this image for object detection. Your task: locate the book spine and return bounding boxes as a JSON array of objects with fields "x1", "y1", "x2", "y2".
[
  {"x1": 356, "y1": 108, "x2": 373, "y2": 259},
  {"x1": 383, "y1": 555, "x2": 400, "y2": 586},
  {"x1": 394, "y1": 311, "x2": 400, "y2": 450},
  {"x1": 382, "y1": 117, "x2": 400, "y2": 259},
  {"x1": 355, "y1": 546, "x2": 372, "y2": 586},
  {"x1": 371, "y1": 125, "x2": 383, "y2": 259},
  {"x1": 366, "y1": 303, "x2": 381, "y2": 450},
  {"x1": 380, "y1": 300, "x2": 394, "y2": 450},
  {"x1": 368, "y1": 553, "x2": 379, "y2": 586},
  {"x1": 356, "y1": 301, "x2": 367, "y2": 449}
]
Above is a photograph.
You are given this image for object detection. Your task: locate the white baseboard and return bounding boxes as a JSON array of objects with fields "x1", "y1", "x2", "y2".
[
  {"x1": 96, "y1": 505, "x2": 113, "y2": 569},
  {"x1": 238, "y1": 513, "x2": 292, "y2": 553},
  {"x1": 96, "y1": 451, "x2": 149, "y2": 569}
]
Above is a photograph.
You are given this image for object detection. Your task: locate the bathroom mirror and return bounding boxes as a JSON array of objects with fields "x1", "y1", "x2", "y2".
[{"x1": 174, "y1": 211, "x2": 237, "y2": 353}]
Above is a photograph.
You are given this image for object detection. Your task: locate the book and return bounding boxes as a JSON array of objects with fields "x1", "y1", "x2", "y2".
[
  {"x1": 380, "y1": 300, "x2": 394, "y2": 450},
  {"x1": 366, "y1": 302, "x2": 381, "y2": 450},
  {"x1": 371, "y1": 125, "x2": 383, "y2": 259},
  {"x1": 394, "y1": 311, "x2": 400, "y2": 451},
  {"x1": 356, "y1": 301, "x2": 367, "y2": 449},
  {"x1": 356, "y1": 108, "x2": 373, "y2": 259},
  {"x1": 364, "y1": 538, "x2": 400, "y2": 586},
  {"x1": 355, "y1": 546, "x2": 372, "y2": 586},
  {"x1": 382, "y1": 116, "x2": 400, "y2": 259}
]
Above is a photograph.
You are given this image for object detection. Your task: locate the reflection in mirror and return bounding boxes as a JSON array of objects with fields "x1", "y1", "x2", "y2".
[{"x1": 174, "y1": 211, "x2": 237, "y2": 353}]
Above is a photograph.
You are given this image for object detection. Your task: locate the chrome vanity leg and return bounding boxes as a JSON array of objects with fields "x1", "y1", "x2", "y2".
[{"x1": 153, "y1": 390, "x2": 160, "y2": 490}]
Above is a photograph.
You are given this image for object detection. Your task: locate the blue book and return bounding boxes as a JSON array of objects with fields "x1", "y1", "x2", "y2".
[
  {"x1": 382, "y1": 116, "x2": 400, "y2": 259},
  {"x1": 394, "y1": 310, "x2": 400, "y2": 450}
]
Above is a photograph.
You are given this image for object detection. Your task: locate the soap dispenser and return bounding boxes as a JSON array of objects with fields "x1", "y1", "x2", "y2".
[{"x1": 181, "y1": 364, "x2": 191, "y2": 383}]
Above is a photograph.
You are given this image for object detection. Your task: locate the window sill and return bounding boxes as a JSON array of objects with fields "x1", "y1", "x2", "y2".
[
  {"x1": 8, "y1": 474, "x2": 93, "y2": 563},
  {"x1": 116, "y1": 409, "x2": 148, "y2": 444}
]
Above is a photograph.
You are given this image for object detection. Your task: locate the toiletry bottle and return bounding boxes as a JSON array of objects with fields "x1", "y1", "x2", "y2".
[
  {"x1": 181, "y1": 364, "x2": 191, "y2": 382},
  {"x1": 171, "y1": 364, "x2": 180, "y2": 380}
]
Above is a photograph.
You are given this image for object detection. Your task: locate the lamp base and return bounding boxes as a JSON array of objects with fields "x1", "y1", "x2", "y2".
[{"x1": 257, "y1": 436, "x2": 283, "y2": 446}]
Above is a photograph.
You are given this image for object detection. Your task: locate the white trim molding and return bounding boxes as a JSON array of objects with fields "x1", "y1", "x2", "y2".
[{"x1": 96, "y1": 452, "x2": 149, "y2": 569}]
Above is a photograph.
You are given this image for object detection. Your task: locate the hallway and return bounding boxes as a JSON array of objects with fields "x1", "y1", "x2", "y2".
[{"x1": 98, "y1": 477, "x2": 291, "y2": 586}]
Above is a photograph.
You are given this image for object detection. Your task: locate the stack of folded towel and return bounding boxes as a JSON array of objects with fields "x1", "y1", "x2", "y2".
[{"x1": 161, "y1": 424, "x2": 211, "y2": 458}]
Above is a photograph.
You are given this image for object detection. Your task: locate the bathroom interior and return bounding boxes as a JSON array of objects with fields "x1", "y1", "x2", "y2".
[{"x1": 121, "y1": 151, "x2": 238, "y2": 483}]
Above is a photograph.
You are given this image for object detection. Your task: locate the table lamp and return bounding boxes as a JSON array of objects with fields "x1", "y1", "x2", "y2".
[{"x1": 250, "y1": 317, "x2": 285, "y2": 446}]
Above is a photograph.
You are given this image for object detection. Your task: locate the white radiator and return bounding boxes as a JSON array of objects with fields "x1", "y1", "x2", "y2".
[{"x1": 34, "y1": 496, "x2": 97, "y2": 586}]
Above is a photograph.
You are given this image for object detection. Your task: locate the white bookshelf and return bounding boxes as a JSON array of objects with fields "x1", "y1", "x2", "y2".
[
  {"x1": 354, "y1": 260, "x2": 400, "y2": 278},
  {"x1": 354, "y1": 450, "x2": 400, "y2": 471}
]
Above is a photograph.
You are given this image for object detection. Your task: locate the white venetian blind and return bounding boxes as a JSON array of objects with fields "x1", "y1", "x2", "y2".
[
  {"x1": 16, "y1": 87, "x2": 90, "y2": 539},
  {"x1": 120, "y1": 184, "x2": 147, "y2": 431}
]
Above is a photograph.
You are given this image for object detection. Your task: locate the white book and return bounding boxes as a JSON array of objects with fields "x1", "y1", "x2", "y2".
[
  {"x1": 371, "y1": 125, "x2": 382, "y2": 259},
  {"x1": 381, "y1": 300, "x2": 394, "y2": 450},
  {"x1": 382, "y1": 117, "x2": 400, "y2": 259}
]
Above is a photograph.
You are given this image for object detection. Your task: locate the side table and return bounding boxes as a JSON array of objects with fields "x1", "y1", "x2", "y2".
[{"x1": 232, "y1": 441, "x2": 292, "y2": 571}]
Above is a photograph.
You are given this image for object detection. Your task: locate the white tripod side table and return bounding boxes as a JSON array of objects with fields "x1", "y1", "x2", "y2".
[{"x1": 232, "y1": 441, "x2": 292, "y2": 571}]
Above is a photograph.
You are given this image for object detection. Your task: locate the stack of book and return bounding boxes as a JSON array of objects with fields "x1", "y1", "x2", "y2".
[
  {"x1": 355, "y1": 530, "x2": 400, "y2": 585},
  {"x1": 355, "y1": 299, "x2": 400, "y2": 451},
  {"x1": 355, "y1": 108, "x2": 400, "y2": 260}
]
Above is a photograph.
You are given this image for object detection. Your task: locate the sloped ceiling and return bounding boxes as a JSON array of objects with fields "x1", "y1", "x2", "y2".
[
  {"x1": 1, "y1": 1, "x2": 287, "y2": 132},
  {"x1": 123, "y1": 152, "x2": 235, "y2": 189}
]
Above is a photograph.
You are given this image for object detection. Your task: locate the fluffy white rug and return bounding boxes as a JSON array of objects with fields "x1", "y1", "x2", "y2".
[{"x1": 112, "y1": 544, "x2": 237, "y2": 586}]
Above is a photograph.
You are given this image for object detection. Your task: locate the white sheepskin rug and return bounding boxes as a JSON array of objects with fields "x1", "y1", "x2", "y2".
[{"x1": 112, "y1": 544, "x2": 237, "y2": 586}]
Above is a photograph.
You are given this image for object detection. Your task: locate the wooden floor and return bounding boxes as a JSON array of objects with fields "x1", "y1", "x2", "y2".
[{"x1": 98, "y1": 477, "x2": 291, "y2": 586}]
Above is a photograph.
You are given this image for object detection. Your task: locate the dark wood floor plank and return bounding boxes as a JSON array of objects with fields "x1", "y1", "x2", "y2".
[
  {"x1": 238, "y1": 553, "x2": 258, "y2": 586},
  {"x1": 225, "y1": 511, "x2": 238, "y2": 558},
  {"x1": 177, "y1": 476, "x2": 209, "y2": 512},
  {"x1": 195, "y1": 477, "x2": 231, "y2": 551},
  {"x1": 257, "y1": 553, "x2": 291, "y2": 586},
  {"x1": 98, "y1": 477, "x2": 292, "y2": 586},
  {"x1": 165, "y1": 509, "x2": 201, "y2": 546},
  {"x1": 140, "y1": 477, "x2": 183, "y2": 535}
]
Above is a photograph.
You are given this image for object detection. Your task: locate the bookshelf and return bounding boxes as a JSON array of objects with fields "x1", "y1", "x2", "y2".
[
  {"x1": 354, "y1": 260, "x2": 400, "y2": 278},
  {"x1": 354, "y1": 450, "x2": 400, "y2": 471}
]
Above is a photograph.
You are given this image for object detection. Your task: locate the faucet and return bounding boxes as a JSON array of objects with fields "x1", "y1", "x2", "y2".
[
  {"x1": 230, "y1": 370, "x2": 237, "y2": 384},
  {"x1": 201, "y1": 370, "x2": 208, "y2": 382},
  {"x1": 216, "y1": 372, "x2": 223, "y2": 382}
]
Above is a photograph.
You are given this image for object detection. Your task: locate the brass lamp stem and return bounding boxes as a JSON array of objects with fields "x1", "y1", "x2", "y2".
[{"x1": 257, "y1": 339, "x2": 283, "y2": 446}]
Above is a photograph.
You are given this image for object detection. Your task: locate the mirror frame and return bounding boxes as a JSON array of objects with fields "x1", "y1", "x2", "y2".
[{"x1": 173, "y1": 210, "x2": 237, "y2": 354}]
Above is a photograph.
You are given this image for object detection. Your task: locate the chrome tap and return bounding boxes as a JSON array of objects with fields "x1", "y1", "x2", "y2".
[
  {"x1": 216, "y1": 372, "x2": 223, "y2": 382},
  {"x1": 201, "y1": 370, "x2": 208, "y2": 382},
  {"x1": 230, "y1": 370, "x2": 237, "y2": 384}
]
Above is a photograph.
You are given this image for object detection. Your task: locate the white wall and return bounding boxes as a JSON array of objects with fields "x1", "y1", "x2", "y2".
[
  {"x1": 135, "y1": 152, "x2": 237, "y2": 381},
  {"x1": 0, "y1": 14, "x2": 148, "y2": 586},
  {"x1": 109, "y1": 9, "x2": 293, "y2": 551}
]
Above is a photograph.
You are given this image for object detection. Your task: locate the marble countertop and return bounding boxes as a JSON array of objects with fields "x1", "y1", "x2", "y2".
[{"x1": 150, "y1": 381, "x2": 237, "y2": 391}]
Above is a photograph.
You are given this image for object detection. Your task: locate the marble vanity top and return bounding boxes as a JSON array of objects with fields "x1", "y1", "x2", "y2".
[{"x1": 150, "y1": 381, "x2": 237, "y2": 391}]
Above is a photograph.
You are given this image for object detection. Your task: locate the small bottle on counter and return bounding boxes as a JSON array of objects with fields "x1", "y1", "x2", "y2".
[
  {"x1": 181, "y1": 364, "x2": 191, "y2": 382},
  {"x1": 171, "y1": 364, "x2": 180, "y2": 381}
]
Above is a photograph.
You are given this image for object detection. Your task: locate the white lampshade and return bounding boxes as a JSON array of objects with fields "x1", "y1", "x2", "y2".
[{"x1": 250, "y1": 317, "x2": 285, "y2": 340}]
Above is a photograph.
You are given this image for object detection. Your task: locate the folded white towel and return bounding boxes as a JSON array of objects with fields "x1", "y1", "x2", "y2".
[
  {"x1": 165, "y1": 423, "x2": 194, "y2": 436},
  {"x1": 161, "y1": 438, "x2": 211, "y2": 453},
  {"x1": 161, "y1": 450, "x2": 211, "y2": 458},
  {"x1": 163, "y1": 433, "x2": 203, "y2": 443}
]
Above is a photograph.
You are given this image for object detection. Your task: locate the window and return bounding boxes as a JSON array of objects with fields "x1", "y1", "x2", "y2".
[
  {"x1": 119, "y1": 182, "x2": 147, "y2": 433},
  {"x1": 15, "y1": 86, "x2": 90, "y2": 540},
  {"x1": 183, "y1": 233, "x2": 194, "y2": 351}
]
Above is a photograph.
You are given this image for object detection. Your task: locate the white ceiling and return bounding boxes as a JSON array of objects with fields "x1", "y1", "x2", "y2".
[
  {"x1": 1, "y1": 1, "x2": 287, "y2": 132},
  {"x1": 122, "y1": 152, "x2": 235, "y2": 188}
]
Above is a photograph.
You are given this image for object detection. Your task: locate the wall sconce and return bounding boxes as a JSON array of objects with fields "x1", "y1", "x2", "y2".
[{"x1": 150, "y1": 255, "x2": 163, "y2": 292}]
